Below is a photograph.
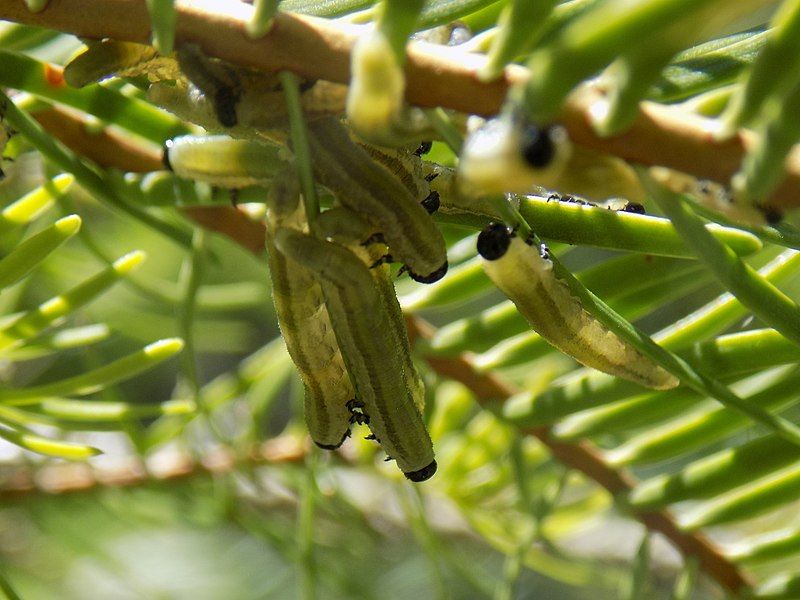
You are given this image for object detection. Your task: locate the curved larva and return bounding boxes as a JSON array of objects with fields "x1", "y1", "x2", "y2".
[
  {"x1": 477, "y1": 223, "x2": 679, "y2": 390},
  {"x1": 163, "y1": 135, "x2": 290, "y2": 188},
  {"x1": 317, "y1": 207, "x2": 426, "y2": 415},
  {"x1": 307, "y1": 118, "x2": 448, "y2": 284},
  {"x1": 274, "y1": 227, "x2": 437, "y2": 482},
  {"x1": 265, "y1": 176, "x2": 355, "y2": 449}
]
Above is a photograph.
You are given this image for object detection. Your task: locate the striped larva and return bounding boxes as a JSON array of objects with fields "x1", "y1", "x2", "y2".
[
  {"x1": 477, "y1": 223, "x2": 679, "y2": 390},
  {"x1": 273, "y1": 227, "x2": 436, "y2": 482},
  {"x1": 162, "y1": 135, "x2": 290, "y2": 188},
  {"x1": 307, "y1": 118, "x2": 448, "y2": 283},
  {"x1": 264, "y1": 173, "x2": 355, "y2": 449},
  {"x1": 317, "y1": 206, "x2": 426, "y2": 415}
]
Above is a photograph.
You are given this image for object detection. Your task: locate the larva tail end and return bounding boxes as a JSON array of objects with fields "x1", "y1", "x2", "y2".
[
  {"x1": 409, "y1": 261, "x2": 448, "y2": 284},
  {"x1": 477, "y1": 223, "x2": 513, "y2": 261},
  {"x1": 404, "y1": 459, "x2": 437, "y2": 482}
]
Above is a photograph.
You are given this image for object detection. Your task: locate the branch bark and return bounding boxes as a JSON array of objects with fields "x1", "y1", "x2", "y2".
[{"x1": 1, "y1": 0, "x2": 799, "y2": 209}]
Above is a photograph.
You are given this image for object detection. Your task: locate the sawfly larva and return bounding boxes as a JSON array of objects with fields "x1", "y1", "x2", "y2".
[
  {"x1": 274, "y1": 227, "x2": 437, "y2": 482},
  {"x1": 163, "y1": 135, "x2": 290, "y2": 188},
  {"x1": 308, "y1": 118, "x2": 448, "y2": 284},
  {"x1": 477, "y1": 223, "x2": 679, "y2": 390},
  {"x1": 317, "y1": 206, "x2": 426, "y2": 415},
  {"x1": 265, "y1": 173, "x2": 355, "y2": 449}
]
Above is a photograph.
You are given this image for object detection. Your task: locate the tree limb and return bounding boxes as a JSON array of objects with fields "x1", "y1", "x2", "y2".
[{"x1": 1, "y1": 0, "x2": 799, "y2": 209}]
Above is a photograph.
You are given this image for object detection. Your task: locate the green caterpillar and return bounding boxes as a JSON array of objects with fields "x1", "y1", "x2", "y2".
[
  {"x1": 274, "y1": 227, "x2": 436, "y2": 482},
  {"x1": 307, "y1": 118, "x2": 448, "y2": 283},
  {"x1": 477, "y1": 223, "x2": 679, "y2": 390},
  {"x1": 317, "y1": 206, "x2": 426, "y2": 415},
  {"x1": 264, "y1": 173, "x2": 355, "y2": 449},
  {"x1": 163, "y1": 135, "x2": 289, "y2": 188}
]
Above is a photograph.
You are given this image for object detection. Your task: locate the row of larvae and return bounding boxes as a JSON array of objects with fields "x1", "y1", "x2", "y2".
[
  {"x1": 164, "y1": 117, "x2": 448, "y2": 283},
  {"x1": 267, "y1": 173, "x2": 436, "y2": 482},
  {"x1": 163, "y1": 126, "x2": 441, "y2": 482}
]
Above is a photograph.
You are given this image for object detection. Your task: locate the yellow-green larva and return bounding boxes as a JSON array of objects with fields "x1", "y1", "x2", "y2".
[
  {"x1": 317, "y1": 206, "x2": 426, "y2": 415},
  {"x1": 265, "y1": 174, "x2": 355, "y2": 449},
  {"x1": 307, "y1": 117, "x2": 448, "y2": 284},
  {"x1": 162, "y1": 135, "x2": 290, "y2": 188},
  {"x1": 273, "y1": 227, "x2": 437, "y2": 482},
  {"x1": 477, "y1": 223, "x2": 679, "y2": 390}
]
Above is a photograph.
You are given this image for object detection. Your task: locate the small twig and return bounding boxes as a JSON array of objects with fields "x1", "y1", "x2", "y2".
[{"x1": 2, "y1": 0, "x2": 800, "y2": 209}]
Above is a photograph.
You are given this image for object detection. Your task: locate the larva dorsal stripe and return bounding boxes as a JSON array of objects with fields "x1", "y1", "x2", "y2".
[
  {"x1": 273, "y1": 227, "x2": 436, "y2": 482},
  {"x1": 307, "y1": 118, "x2": 448, "y2": 284},
  {"x1": 264, "y1": 174, "x2": 355, "y2": 449},
  {"x1": 318, "y1": 206, "x2": 426, "y2": 415},
  {"x1": 477, "y1": 223, "x2": 679, "y2": 390}
]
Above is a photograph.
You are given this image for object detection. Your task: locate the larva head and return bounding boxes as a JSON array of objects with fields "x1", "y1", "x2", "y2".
[
  {"x1": 408, "y1": 260, "x2": 449, "y2": 284},
  {"x1": 404, "y1": 459, "x2": 438, "y2": 482},
  {"x1": 477, "y1": 223, "x2": 514, "y2": 261},
  {"x1": 458, "y1": 113, "x2": 571, "y2": 197}
]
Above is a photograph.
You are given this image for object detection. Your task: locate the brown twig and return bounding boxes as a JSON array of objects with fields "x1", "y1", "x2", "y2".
[
  {"x1": 2, "y1": 0, "x2": 800, "y2": 209},
  {"x1": 409, "y1": 316, "x2": 753, "y2": 595},
  {"x1": 33, "y1": 104, "x2": 269, "y2": 254}
]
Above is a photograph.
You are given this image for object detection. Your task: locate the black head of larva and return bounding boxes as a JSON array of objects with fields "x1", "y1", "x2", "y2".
[
  {"x1": 408, "y1": 260, "x2": 448, "y2": 284},
  {"x1": 162, "y1": 139, "x2": 174, "y2": 171},
  {"x1": 519, "y1": 124, "x2": 556, "y2": 169},
  {"x1": 477, "y1": 222, "x2": 514, "y2": 261},
  {"x1": 414, "y1": 141, "x2": 433, "y2": 156},
  {"x1": 404, "y1": 459, "x2": 437, "y2": 482},
  {"x1": 622, "y1": 202, "x2": 646, "y2": 215}
]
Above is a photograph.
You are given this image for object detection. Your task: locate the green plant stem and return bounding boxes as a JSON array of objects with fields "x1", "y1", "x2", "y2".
[{"x1": 279, "y1": 70, "x2": 320, "y2": 230}]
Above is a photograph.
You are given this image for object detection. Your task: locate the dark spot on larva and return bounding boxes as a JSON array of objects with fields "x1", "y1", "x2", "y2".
[
  {"x1": 405, "y1": 459, "x2": 437, "y2": 482},
  {"x1": 520, "y1": 124, "x2": 555, "y2": 168},
  {"x1": 214, "y1": 86, "x2": 240, "y2": 128},
  {"x1": 414, "y1": 141, "x2": 433, "y2": 156},
  {"x1": 408, "y1": 260, "x2": 448, "y2": 283},
  {"x1": 421, "y1": 191, "x2": 440, "y2": 215},
  {"x1": 762, "y1": 206, "x2": 783, "y2": 225},
  {"x1": 424, "y1": 172, "x2": 439, "y2": 183},
  {"x1": 477, "y1": 223, "x2": 513, "y2": 261},
  {"x1": 621, "y1": 202, "x2": 646, "y2": 214}
]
